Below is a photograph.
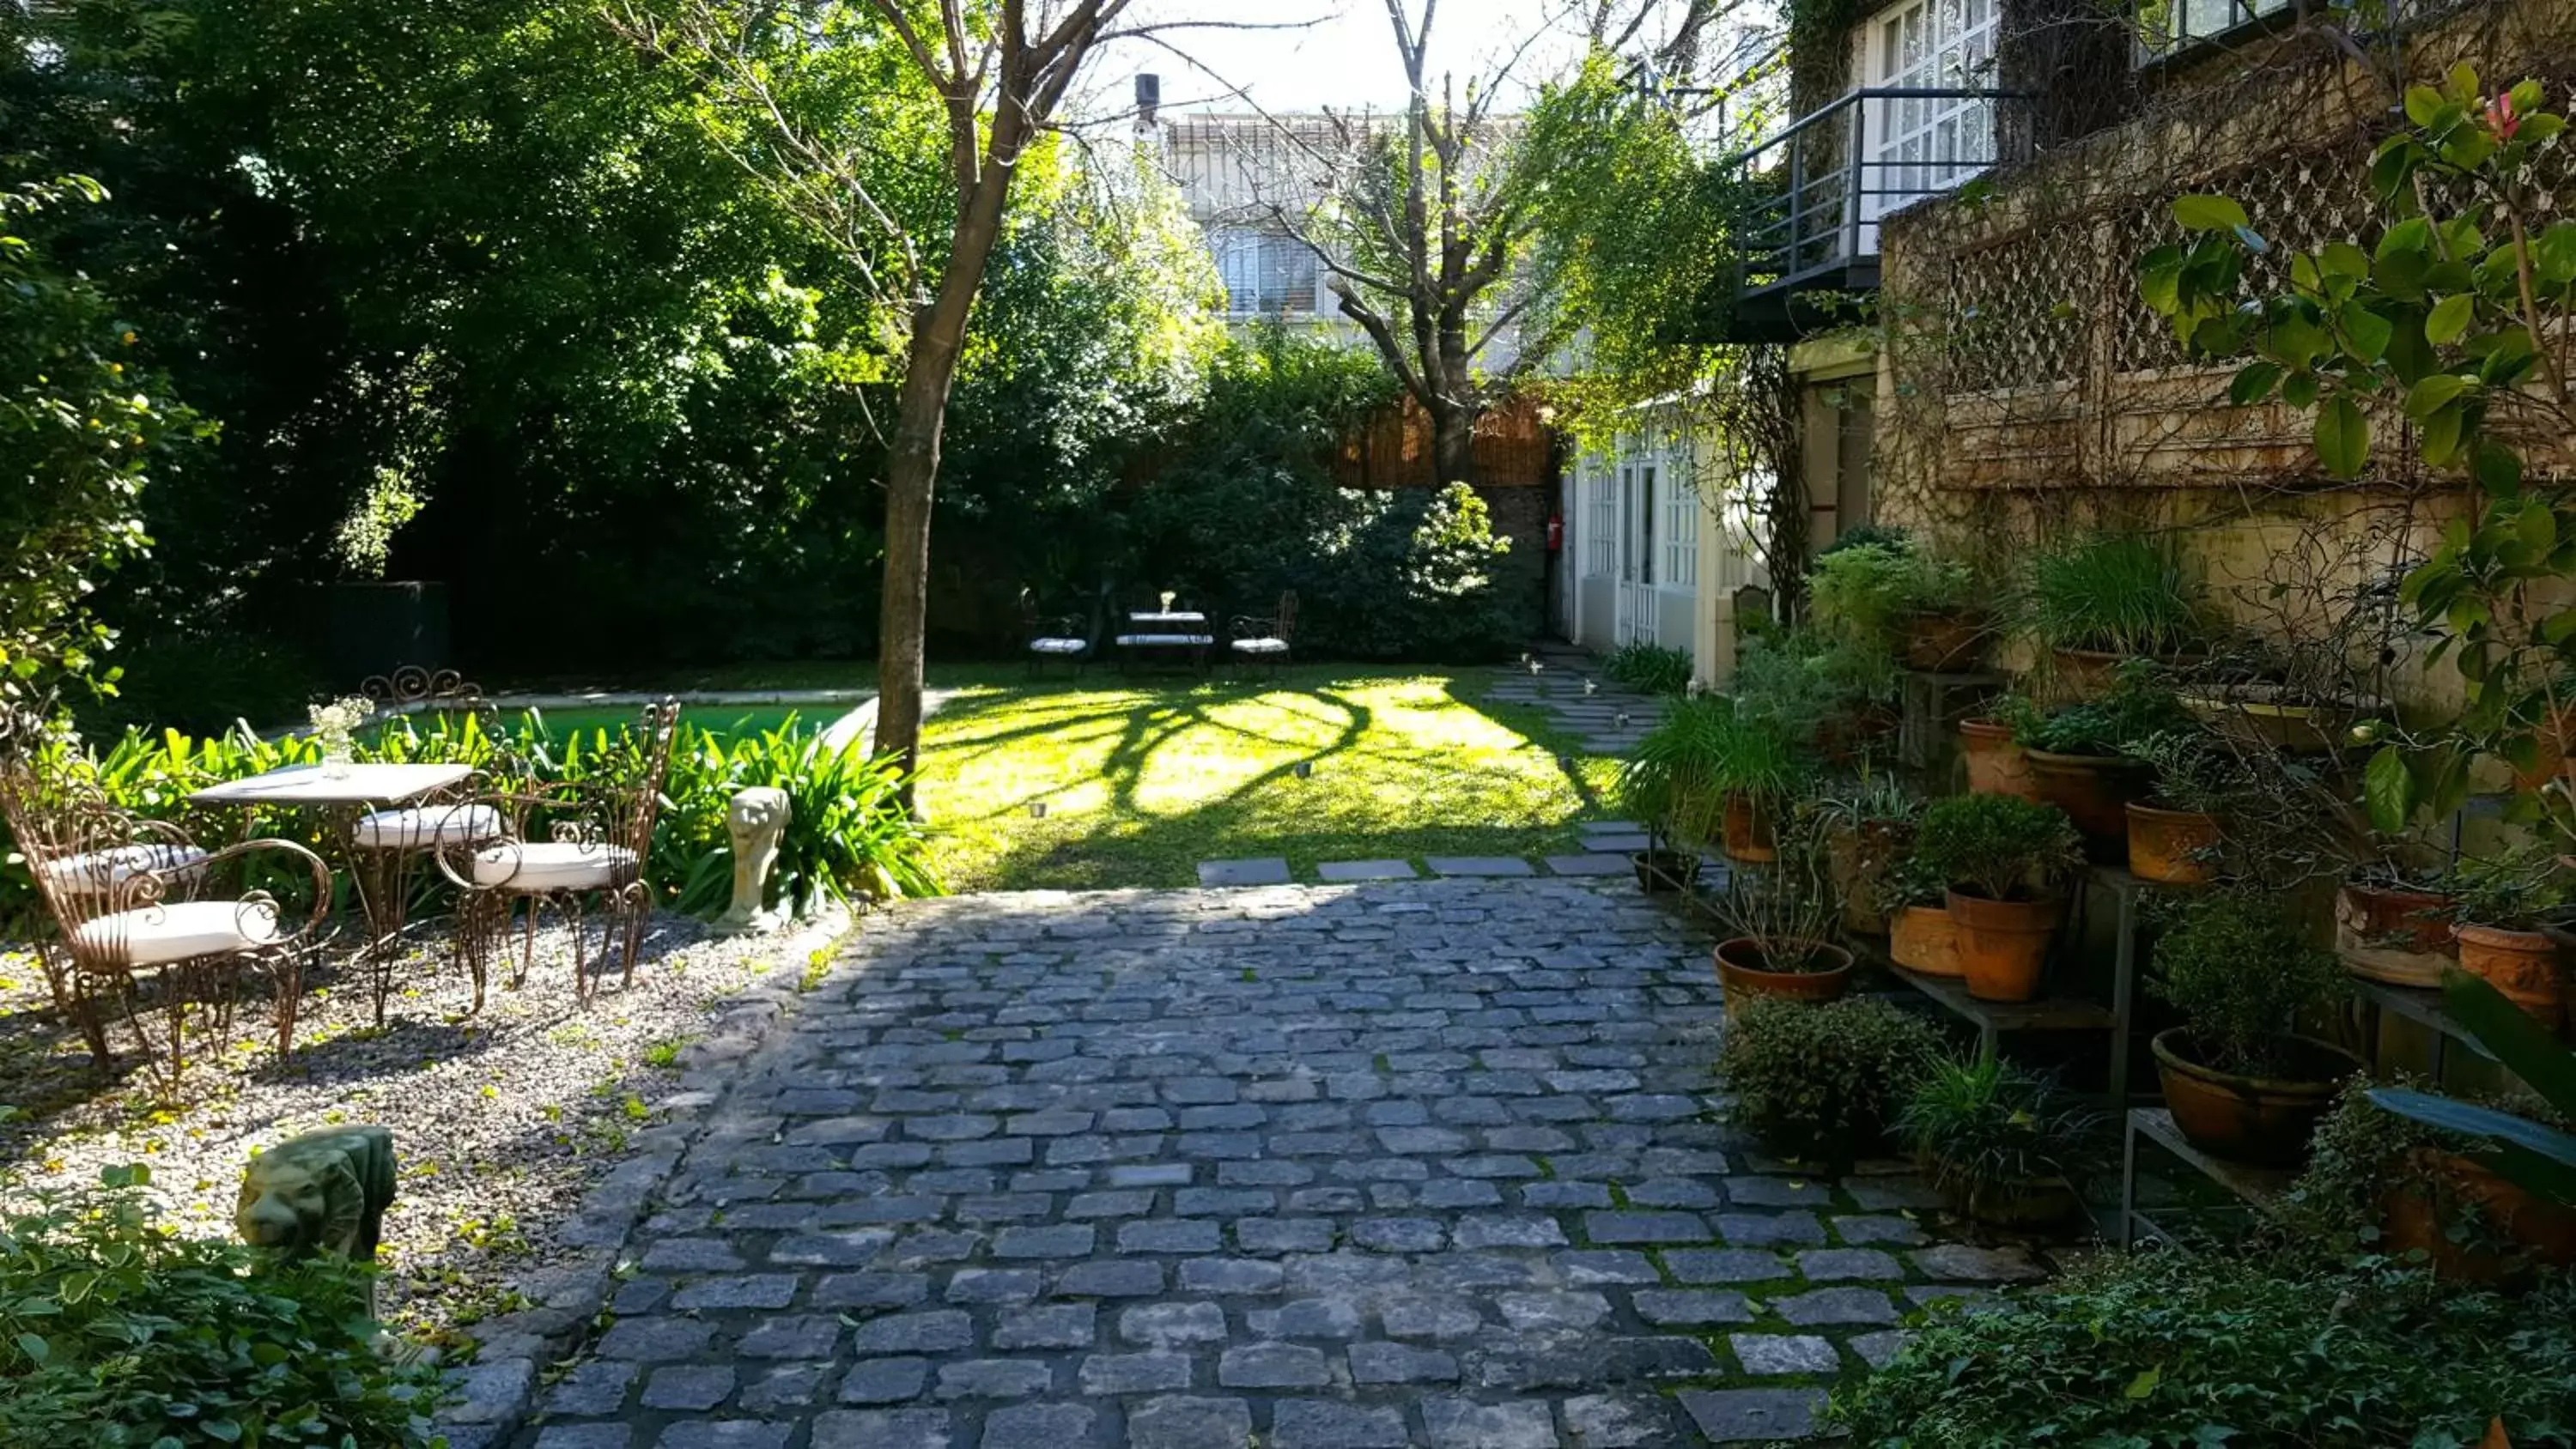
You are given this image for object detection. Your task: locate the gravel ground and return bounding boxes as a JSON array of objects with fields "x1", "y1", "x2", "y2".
[{"x1": 0, "y1": 906, "x2": 848, "y2": 1347}]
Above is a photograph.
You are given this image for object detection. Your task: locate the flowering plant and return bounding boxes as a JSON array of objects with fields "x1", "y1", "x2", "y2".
[{"x1": 307, "y1": 695, "x2": 374, "y2": 761}]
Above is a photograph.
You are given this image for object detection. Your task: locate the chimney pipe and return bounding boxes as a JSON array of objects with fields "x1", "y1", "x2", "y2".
[{"x1": 1136, "y1": 73, "x2": 1162, "y2": 128}]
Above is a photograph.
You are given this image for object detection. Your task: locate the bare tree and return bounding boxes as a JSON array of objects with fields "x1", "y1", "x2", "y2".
[{"x1": 610, "y1": 0, "x2": 1156, "y2": 789}]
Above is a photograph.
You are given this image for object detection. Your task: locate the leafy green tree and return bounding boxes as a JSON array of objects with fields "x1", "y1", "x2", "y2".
[{"x1": 0, "y1": 175, "x2": 206, "y2": 700}]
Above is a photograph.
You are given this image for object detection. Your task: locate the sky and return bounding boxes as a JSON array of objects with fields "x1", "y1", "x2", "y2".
[{"x1": 1093, "y1": 1, "x2": 1586, "y2": 115}]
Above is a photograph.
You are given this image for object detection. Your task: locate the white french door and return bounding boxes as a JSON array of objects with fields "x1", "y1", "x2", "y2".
[
  {"x1": 1613, "y1": 453, "x2": 1660, "y2": 646},
  {"x1": 1862, "y1": 0, "x2": 1997, "y2": 247}
]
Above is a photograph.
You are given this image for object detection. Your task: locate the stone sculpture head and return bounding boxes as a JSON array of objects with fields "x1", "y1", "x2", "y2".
[{"x1": 235, "y1": 1125, "x2": 398, "y2": 1259}]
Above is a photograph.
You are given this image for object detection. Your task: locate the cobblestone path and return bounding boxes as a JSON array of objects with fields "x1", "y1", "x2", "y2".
[{"x1": 519, "y1": 879, "x2": 2038, "y2": 1448}]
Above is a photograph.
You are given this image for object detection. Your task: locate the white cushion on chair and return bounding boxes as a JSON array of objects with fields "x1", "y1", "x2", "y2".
[
  {"x1": 1232, "y1": 637, "x2": 1291, "y2": 656},
  {"x1": 72, "y1": 899, "x2": 282, "y2": 967},
  {"x1": 39, "y1": 844, "x2": 210, "y2": 894},
  {"x1": 1030, "y1": 638, "x2": 1089, "y2": 656},
  {"x1": 349, "y1": 804, "x2": 504, "y2": 848},
  {"x1": 471, "y1": 840, "x2": 639, "y2": 893},
  {"x1": 1116, "y1": 634, "x2": 1215, "y2": 647}
]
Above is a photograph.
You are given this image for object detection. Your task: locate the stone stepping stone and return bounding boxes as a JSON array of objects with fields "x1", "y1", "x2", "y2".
[
  {"x1": 1425, "y1": 856, "x2": 1535, "y2": 877},
  {"x1": 1196, "y1": 858, "x2": 1291, "y2": 887},
  {"x1": 1545, "y1": 853, "x2": 1633, "y2": 877},
  {"x1": 1317, "y1": 859, "x2": 1419, "y2": 882},
  {"x1": 1582, "y1": 832, "x2": 1652, "y2": 852},
  {"x1": 1579, "y1": 820, "x2": 1644, "y2": 834},
  {"x1": 1679, "y1": 1387, "x2": 1828, "y2": 1443}
]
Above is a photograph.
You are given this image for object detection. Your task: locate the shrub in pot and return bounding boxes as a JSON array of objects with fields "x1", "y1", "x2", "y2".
[
  {"x1": 1959, "y1": 716, "x2": 2039, "y2": 798},
  {"x1": 1615, "y1": 695, "x2": 1739, "y2": 855},
  {"x1": 1898, "y1": 1055, "x2": 2105, "y2": 1228},
  {"x1": 1997, "y1": 669, "x2": 2190, "y2": 861},
  {"x1": 1708, "y1": 840, "x2": 1851, "y2": 1003},
  {"x1": 2121, "y1": 727, "x2": 2248, "y2": 884},
  {"x1": 1731, "y1": 627, "x2": 1895, "y2": 767},
  {"x1": 2148, "y1": 888, "x2": 2359, "y2": 1164},
  {"x1": 2019, "y1": 530, "x2": 2208, "y2": 697},
  {"x1": 2436, "y1": 849, "x2": 2568, "y2": 1033},
  {"x1": 1716, "y1": 994, "x2": 1943, "y2": 1165},
  {"x1": 2335, "y1": 868, "x2": 2458, "y2": 987},
  {"x1": 1812, "y1": 537, "x2": 1984, "y2": 673},
  {"x1": 2290, "y1": 1072, "x2": 2576, "y2": 1282},
  {"x1": 1909, "y1": 792, "x2": 2084, "y2": 1002}
]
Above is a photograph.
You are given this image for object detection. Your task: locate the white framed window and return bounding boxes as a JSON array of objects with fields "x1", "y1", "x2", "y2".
[
  {"x1": 1587, "y1": 462, "x2": 1618, "y2": 579},
  {"x1": 1637, "y1": 464, "x2": 1659, "y2": 587},
  {"x1": 2142, "y1": 0, "x2": 2289, "y2": 52},
  {"x1": 1863, "y1": 0, "x2": 1997, "y2": 223},
  {"x1": 1209, "y1": 227, "x2": 1319, "y2": 315},
  {"x1": 1663, "y1": 458, "x2": 1699, "y2": 590}
]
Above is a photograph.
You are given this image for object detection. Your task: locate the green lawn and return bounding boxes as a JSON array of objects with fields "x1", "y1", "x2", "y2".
[{"x1": 915, "y1": 666, "x2": 1625, "y2": 892}]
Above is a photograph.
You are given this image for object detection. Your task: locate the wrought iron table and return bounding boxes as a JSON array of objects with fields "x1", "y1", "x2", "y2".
[{"x1": 1115, "y1": 611, "x2": 1215, "y2": 674}]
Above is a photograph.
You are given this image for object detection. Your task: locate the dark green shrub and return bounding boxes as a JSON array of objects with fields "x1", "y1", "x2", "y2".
[
  {"x1": 1602, "y1": 640, "x2": 1694, "y2": 695},
  {"x1": 1717, "y1": 996, "x2": 1943, "y2": 1161},
  {"x1": 2020, "y1": 530, "x2": 2207, "y2": 656},
  {"x1": 0, "y1": 1164, "x2": 447, "y2": 1447},
  {"x1": 1898, "y1": 1055, "x2": 2105, "y2": 1202},
  {"x1": 2152, "y1": 888, "x2": 2346, "y2": 1077},
  {"x1": 2287, "y1": 1073, "x2": 2573, "y2": 1261},
  {"x1": 76, "y1": 630, "x2": 327, "y2": 738},
  {"x1": 1828, "y1": 1251, "x2": 2576, "y2": 1447},
  {"x1": 1910, "y1": 792, "x2": 2082, "y2": 900}
]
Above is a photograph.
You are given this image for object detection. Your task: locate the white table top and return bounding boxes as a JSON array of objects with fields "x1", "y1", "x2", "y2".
[
  {"x1": 1128, "y1": 611, "x2": 1207, "y2": 625},
  {"x1": 188, "y1": 761, "x2": 476, "y2": 809}
]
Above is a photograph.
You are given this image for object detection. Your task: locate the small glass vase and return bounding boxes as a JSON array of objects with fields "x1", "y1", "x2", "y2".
[{"x1": 319, "y1": 736, "x2": 355, "y2": 779}]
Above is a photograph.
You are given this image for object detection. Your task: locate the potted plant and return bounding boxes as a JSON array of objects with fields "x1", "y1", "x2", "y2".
[
  {"x1": 2121, "y1": 728, "x2": 2245, "y2": 885},
  {"x1": 2148, "y1": 888, "x2": 2360, "y2": 1165},
  {"x1": 1812, "y1": 537, "x2": 1984, "y2": 674},
  {"x1": 1814, "y1": 775, "x2": 1920, "y2": 936},
  {"x1": 1899, "y1": 1055, "x2": 2105, "y2": 1228},
  {"x1": 2335, "y1": 864, "x2": 2459, "y2": 988},
  {"x1": 1732, "y1": 629, "x2": 1893, "y2": 773},
  {"x1": 1885, "y1": 854, "x2": 1962, "y2": 977},
  {"x1": 1909, "y1": 793, "x2": 2084, "y2": 1002},
  {"x1": 1708, "y1": 841, "x2": 1852, "y2": 1003},
  {"x1": 1716, "y1": 994, "x2": 1944, "y2": 1167},
  {"x1": 2019, "y1": 531, "x2": 2208, "y2": 698},
  {"x1": 2292, "y1": 1073, "x2": 2576, "y2": 1282},
  {"x1": 2439, "y1": 849, "x2": 2568, "y2": 1033},
  {"x1": 1630, "y1": 846, "x2": 1701, "y2": 894},
  {"x1": 1998, "y1": 665, "x2": 2190, "y2": 861},
  {"x1": 1897, "y1": 551, "x2": 1985, "y2": 673},
  {"x1": 1959, "y1": 714, "x2": 2040, "y2": 799},
  {"x1": 1616, "y1": 695, "x2": 1737, "y2": 858}
]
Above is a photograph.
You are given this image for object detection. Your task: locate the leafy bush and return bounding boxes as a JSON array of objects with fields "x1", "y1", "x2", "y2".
[
  {"x1": 2021, "y1": 530, "x2": 2206, "y2": 657},
  {"x1": 1617, "y1": 695, "x2": 1806, "y2": 850},
  {"x1": 1602, "y1": 640, "x2": 1694, "y2": 695},
  {"x1": 74, "y1": 631, "x2": 327, "y2": 739},
  {"x1": 2152, "y1": 888, "x2": 2347, "y2": 1077},
  {"x1": 1910, "y1": 792, "x2": 2082, "y2": 901},
  {"x1": 1998, "y1": 662, "x2": 2192, "y2": 757},
  {"x1": 1828, "y1": 1250, "x2": 2576, "y2": 1447},
  {"x1": 1731, "y1": 627, "x2": 1894, "y2": 746},
  {"x1": 1899, "y1": 1055, "x2": 2105, "y2": 1200},
  {"x1": 1718, "y1": 996, "x2": 1944, "y2": 1161},
  {"x1": 0, "y1": 1163, "x2": 447, "y2": 1447},
  {"x1": 2287, "y1": 1073, "x2": 2573, "y2": 1260}
]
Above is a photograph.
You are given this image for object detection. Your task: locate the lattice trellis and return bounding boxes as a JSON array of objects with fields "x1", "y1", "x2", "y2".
[{"x1": 1945, "y1": 223, "x2": 2099, "y2": 391}]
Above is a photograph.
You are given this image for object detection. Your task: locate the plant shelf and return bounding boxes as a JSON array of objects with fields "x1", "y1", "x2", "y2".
[{"x1": 2117, "y1": 1106, "x2": 2296, "y2": 1246}]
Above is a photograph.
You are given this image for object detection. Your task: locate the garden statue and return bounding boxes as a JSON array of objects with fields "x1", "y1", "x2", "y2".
[
  {"x1": 715, "y1": 785, "x2": 791, "y2": 935},
  {"x1": 236, "y1": 1125, "x2": 398, "y2": 1260}
]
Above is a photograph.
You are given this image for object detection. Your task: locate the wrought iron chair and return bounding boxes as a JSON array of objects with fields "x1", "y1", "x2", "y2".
[
  {"x1": 1229, "y1": 591, "x2": 1298, "y2": 679},
  {"x1": 1021, "y1": 590, "x2": 1092, "y2": 677},
  {"x1": 436, "y1": 700, "x2": 679, "y2": 1005},
  {"x1": 344, "y1": 666, "x2": 522, "y2": 1019},
  {"x1": 0, "y1": 709, "x2": 331, "y2": 1089}
]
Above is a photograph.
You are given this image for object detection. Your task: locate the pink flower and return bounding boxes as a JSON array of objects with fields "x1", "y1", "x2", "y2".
[{"x1": 2485, "y1": 92, "x2": 2520, "y2": 141}]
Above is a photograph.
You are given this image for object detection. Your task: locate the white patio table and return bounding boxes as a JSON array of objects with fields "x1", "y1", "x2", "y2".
[{"x1": 1115, "y1": 611, "x2": 1215, "y2": 675}]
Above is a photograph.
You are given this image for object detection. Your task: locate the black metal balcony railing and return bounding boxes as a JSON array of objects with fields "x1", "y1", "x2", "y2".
[{"x1": 1725, "y1": 88, "x2": 2032, "y2": 308}]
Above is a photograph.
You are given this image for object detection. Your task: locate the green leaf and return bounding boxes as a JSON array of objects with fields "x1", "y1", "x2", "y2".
[
  {"x1": 2126, "y1": 1366, "x2": 2163, "y2": 1400},
  {"x1": 2320, "y1": 241, "x2": 2371, "y2": 280},
  {"x1": 2404, "y1": 373, "x2": 2469, "y2": 418},
  {"x1": 204, "y1": 1422, "x2": 242, "y2": 1445},
  {"x1": 2228, "y1": 362, "x2": 2282, "y2": 405},
  {"x1": 2474, "y1": 443, "x2": 2523, "y2": 496},
  {"x1": 2281, "y1": 372, "x2": 2319, "y2": 409},
  {"x1": 2403, "y1": 85, "x2": 2444, "y2": 126},
  {"x1": 2537, "y1": 222, "x2": 2576, "y2": 287},
  {"x1": 14, "y1": 1332, "x2": 48, "y2": 1366},
  {"x1": 2340, "y1": 303, "x2": 2392, "y2": 361},
  {"x1": 2314, "y1": 393, "x2": 2369, "y2": 477},
  {"x1": 2172, "y1": 195, "x2": 2250, "y2": 233},
  {"x1": 2441, "y1": 970, "x2": 2576, "y2": 1119},
  {"x1": 2364, "y1": 744, "x2": 2415, "y2": 833},
  {"x1": 2420, "y1": 403, "x2": 2464, "y2": 466},
  {"x1": 2426, "y1": 293, "x2": 2476, "y2": 344}
]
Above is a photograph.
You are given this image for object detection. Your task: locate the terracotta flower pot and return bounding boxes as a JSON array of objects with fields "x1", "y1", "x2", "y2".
[
  {"x1": 1889, "y1": 904, "x2": 1963, "y2": 977},
  {"x1": 1722, "y1": 794, "x2": 1777, "y2": 864},
  {"x1": 2381, "y1": 1147, "x2": 2576, "y2": 1282},
  {"x1": 2150, "y1": 1028, "x2": 2361, "y2": 1166},
  {"x1": 1631, "y1": 850, "x2": 1702, "y2": 894},
  {"x1": 1944, "y1": 888, "x2": 2065, "y2": 1002},
  {"x1": 2050, "y1": 646, "x2": 2206, "y2": 702},
  {"x1": 1959, "y1": 718, "x2": 2039, "y2": 800},
  {"x1": 2453, "y1": 922, "x2": 2567, "y2": 1032},
  {"x1": 2024, "y1": 748, "x2": 2152, "y2": 862},
  {"x1": 1713, "y1": 937, "x2": 1853, "y2": 1005},
  {"x1": 1902, "y1": 610, "x2": 1985, "y2": 672},
  {"x1": 2125, "y1": 799, "x2": 2221, "y2": 884},
  {"x1": 2334, "y1": 882, "x2": 2458, "y2": 988},
  {"x1": 2178, "y1": 685, "x2": 2369, "y2": 755},
  {"x1": 1818, "y1": 705, "x2": 1900, "y2": 766},
  {"x1": 1826, "y1": 820, "x2": 1913, "y2": 936}
]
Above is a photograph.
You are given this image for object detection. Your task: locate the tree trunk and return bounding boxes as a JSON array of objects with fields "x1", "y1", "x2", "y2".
[
  {"x1": 874, "y1": 162, "x2": 1018, "y2": 799},
  {"x1": 1429, "y1": 401, "x2": 1478, "y2": 488}
]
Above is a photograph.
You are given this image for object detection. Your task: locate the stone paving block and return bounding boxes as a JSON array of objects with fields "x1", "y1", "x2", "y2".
[
  {"x1": 1127, "y1": 1396, "x2": 1254, "y2": 1449},
  {"x1": 838, "y1": 1358, "x2": 930, "y2": 1405},
  {"x1": 1217, "y1": 1342, "x2": 1332, "y2": 1387},
  {"x1": 1850, "y1": 1329, "x2": 1914, "y2": 1368},
  {"x1": 1347, "y1": 1339, "x2": 1460, "y2": 1384},
  {"x1": 809, "y1": 1410, "x2": 953, "y2": 1449},
  {"x1": 933, "y1": 1359, "x2": 1053, "y2": 1398},
  {"x1": 1832, "y1": 1215, "x2": 1929, "y2": 1246},
  {"x1": 1796, "y1": 1247, "x2": 1905, "y2": 1281},
  {"x1": 1423, "y1": 1398, "x2": 1558, "y2": 1449},
  {"x1": 1545, "y1": 852, "x2": 1635, "y2": 876},
  {"x1": 642, "y1": 1365, "x2": 738, "y2": 1411},
  {"x1": 1730, "y1": 1333, "x2": 1842, "y2": 1375},
  {"x1": 535, "y1": 1429, "x2": 634, "y2": 1449},
  {"x1": 1679, "y1": 1388, "x2": 1827, "y2": 1443},
  {"x1": 1423, "y1": 856, "x2": 1535, "y2": 877},
  {"x1": 1317, "y1": 859, "x2": 1419, "y2": 882},
  {"x1": 1714, "y1": 1211, "x2": 1826, "y2": 1246},
  {"x1": 1197, "y1": 858, "x2": 1292, "y2": 887},
  {"x1": 544, "y1": 1361, "x2": 639, "y2": 1416},
  {"x1": 1585, "y1": 1210, "x2": 1713, "y2": 1244},
  {"x1": 1913, "y1": 1243, "x2": 2047, "y2": 1281},
  {"x1": 979, "y1": 1404, "x2": 1093, "y2": 1449},
  {"x1": 1269, "y1": 1400, "x2": 1410, "y2": 1449},
  {"x1": 1633, "y1": 1288, "x2": 1755, "y2": 1325},
  {"x1": 1563, "y1": 1394, "x2": 1677, "y2": 1447},
  {"x1": 1078, "y1": 1352, "x2": 1194, "y2": 1394},
  {"x1": 1580, "y1": 832, "x2": 1654, "y2": 852},
  {"x1": 1772, "y1": 1286, "x2": 1902, "y2": 1325},
  {"x1": 656, "y1": 1422, "x2": 791, "y2": 1449}
]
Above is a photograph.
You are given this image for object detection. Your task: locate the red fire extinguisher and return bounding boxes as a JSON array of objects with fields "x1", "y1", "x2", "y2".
[{"x1": 1546, "y1": 513, "x2": 1564, "y2": 553}]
